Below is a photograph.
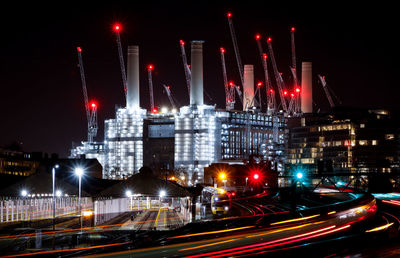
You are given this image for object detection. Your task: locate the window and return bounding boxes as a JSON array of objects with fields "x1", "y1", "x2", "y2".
[
  {"x1": 385, "y1": 134, "x2": 395, "y2": 140},
  {"x1": 360, "y1": 124, "x2": 365, "y2": 128}
]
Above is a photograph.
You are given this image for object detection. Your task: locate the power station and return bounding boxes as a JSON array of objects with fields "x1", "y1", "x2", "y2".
[{"x1": 70, "y1": 14, "x2": 315, "y2": 185}]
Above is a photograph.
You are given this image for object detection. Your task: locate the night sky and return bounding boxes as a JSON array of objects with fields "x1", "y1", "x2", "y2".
[{"x1": 0, "y1": 1, "x2": 398, "y2": 157}]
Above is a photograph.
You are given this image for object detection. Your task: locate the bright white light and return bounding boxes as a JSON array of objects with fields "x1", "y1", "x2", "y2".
[
  {"x1": 159, "y1": 190, "x2": 166, "y2": 197},
  {"x1": 75, "y1": 167, "x2": 84, "y2": 177},
  {"x1": 21, "y1": 190, "x2": 28, "y2": 197},
  {"x1": 161, "y1": 107, "x2": 168, "y2": 113},
  {"x1": 296, "y1": 172, "x2": 303, "y2": 179},
  {"x1": 224, "y1": 206, "x2": 229, "y2": 211},
  {"x1": 126, "y1": 190, "x2": 132, "y2": 197},
  {"x1": 54, "y1": 164, "x2": 59, "y2": 169},
  {"x1": 56, "y1": 190, "x2": 62, "y2": 197},
  {"x1": 171, "y1": 108, "x2": 177, "y2": 114}
]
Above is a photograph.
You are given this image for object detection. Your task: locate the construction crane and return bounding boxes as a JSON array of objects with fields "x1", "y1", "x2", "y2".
[
  {"x1": 290, "y1": 27, "x2": 301, "y2": 115},
  {"x1": 267, "y1": 37, "x2": 288, "y2": 113},
  {"x1": 162, "y1": 84, "x2": 177, "y2": 110},
  {"x1": 76, "y1": 47, "x2": 98, "y2": 143},
  {"x1": 179, "y1": 40, "x2": 191, "y2": 98},
  {"x1": 249, "y1": 82, "x2": 263, "y2": 109},
  {"x1": 147, "y1": 64, "x2": 155, "y2": 112},
  {"x1": 113, "y1": 23, "x2": 127, "y2": 97},
  {"x1": 227, "y1": 12, "x2": 244, "y2": 85},
  {"x1": 318, "y1": 75, "x2": 341, "y2": 108},
  {"x1": 256, "y1": 34, "x2": 276, "y2": 113},
  {"x1": 220, "y1": 47, "x2": 235, "y2": 110}
]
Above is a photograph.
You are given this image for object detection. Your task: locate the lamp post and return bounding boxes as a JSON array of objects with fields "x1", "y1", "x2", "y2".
[
  {"x1": 126, "y1": 190, "x2": 133, "y2": 210},
  {"x1": 52, "y1": 164, "x2": 59, "y2": 231},
  {"x1": 74, "y1": 167, "x2": 84, "y2": 232},
  {"x1": 219, "y1": 172, "x2": 227, "y2": 190}
]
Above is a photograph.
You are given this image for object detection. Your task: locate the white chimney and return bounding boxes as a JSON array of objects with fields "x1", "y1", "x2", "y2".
[
  {"x1": 190, "y1": 41, "x2": 204, "y2": 106},
  {"x1": 127, "y1": 46, "x2": 140, "y2": 110},
  {"x1": 243, "y1": 65, "x2": 254, "y2": 111},
  {"x1": 301, "y1": 62, "x2": 312, "y2": 113}
]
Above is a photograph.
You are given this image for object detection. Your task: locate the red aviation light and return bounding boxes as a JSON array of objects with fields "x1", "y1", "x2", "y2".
[
  {"x1": 113, "y1": 23, "x2": 121, "y2": 32},
  {"x1": 267, "y1": 37, "x2": 272, "y2": 43},
  {"x1": 291, "y1": 27, "x2": 296, "y2": 32},
  {"x1": 257, "y1": 82, "x2": 263, "y2": 88},
  {"x1": 263, "y1": 53, "x2": 268, "y2": 59},
  {"x1": 89, "y1": 101, "x2": 97, "y2": 109},
  {"x1": 253, "y1": 173, "x2": 260, "y2": 180},
  {"x1": 227, "y1": 12, "x2": 232, "y2": 18},
  {"x1": 167, "y1": 85, "x2": 171, "y2": 89},
  {"x1": 148, "y1": 64, "x2": 154, "y2": 70},
  {"x1": 295, "y1": 87, "x2": 301, "y2": 93},
  {"x1": 255, "y1": 34, "x2": 261, "y2": 40},
  {"x1": 220, "y1": 47, "x2": 225, "y2": 53},
  {"x1": 180, "y1": 40, "x2": 185, "y2": 46},
  {"x1": 290, "y1": 93, "x2": 295, "y2": 97},
  {"x1": 229, "y1": 81, "x2": 234, "y2": 86},
  {"x1": 283, "y1": 90, "x2": 288, "y2": 96},
  {"x1": 77, "y1": 47, "x2": 82, "y2": 52},
  {"x1": 152, "y1": 107, "x2": 158, "y2": 113},
  {"x1": 269, "y1": 89, "x2": 274, "y2": 93}
]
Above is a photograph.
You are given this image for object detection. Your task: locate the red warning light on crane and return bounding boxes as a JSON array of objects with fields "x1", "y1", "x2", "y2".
[
  {"x1": 89, "y1": 101, "x2": 97, "y2": 109},
  {"x1": 290, "y1": 93, "x2": 295, "y2": 97},
  {"x1": 295, "y1": 87, "x2": 301, "y2": 93},
  {"x1": 269, "y1": 89, "x2": 274, "y2": 93},
  {"x1": 263, "y1": 53, "x2": 268, "y2": 59},
  {"x1": 283, "y1": 90, "x2": 288, "y2": 96},
  {"x1": 113, "y1": 23, "x2": 121, "y2": 32},
  {"x1": 77, "y1": 47, "x2": 82, "y2": 52},
  {"x1": 229, "y1": 81, "x2": 234, "y2": 86},
  {"x1": 152, "y1": 107, "x2": 158, "y2": 113},
  {"x1": 291, "y1": 27, "x2": 296, "y2": 32},
  {"x1": 180, "y1": 40, "x2": 185, "y2": 46},
  {"x1": 253, "y1": 173, "x2": 260, "y2": 180},
  {"x1": 220, "y1": 47, "x2": 225, "y2": 53},
  {"x1": 267, "y1": 37, "x2": 272, "y2": 43},
  {"x1": 227, "y1": 12, "x2": 232, "y2": 18},
  {"x1": 148, "y1": 64, "x2": 154, "y2": 70},
  {"x1": 257, "y1": 82, "x2": 263, "y2": 88},
  {"x1": 255, "y1": 34, "x2": 261, "y2": 40}
]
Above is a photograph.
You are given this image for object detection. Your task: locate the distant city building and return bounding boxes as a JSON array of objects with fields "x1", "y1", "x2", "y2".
[
  {"x1": 286, "y1": 109, "x2": 400, "y2": 174},
  {"x1": 0, "y1": 148, "x2": 40, "y2": 176}
]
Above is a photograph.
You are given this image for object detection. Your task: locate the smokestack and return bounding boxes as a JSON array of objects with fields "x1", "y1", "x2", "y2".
[
  {"x1": 243, "y1": 65, "x2": 254, "y2": 111},
  {"x1": 127, "y1": 46, "x2": 140, "y2": 110},
  {"x1": 190, "y1": 41, "x2": 204, "y2": 106},
  {"x1": 301, "y1": 62, "x2": 312, "y2": 113}
]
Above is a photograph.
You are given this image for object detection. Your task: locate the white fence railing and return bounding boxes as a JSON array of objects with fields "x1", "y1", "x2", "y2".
[{"x1": 0, "y1": 197, "x2": 92, "y2": 223}]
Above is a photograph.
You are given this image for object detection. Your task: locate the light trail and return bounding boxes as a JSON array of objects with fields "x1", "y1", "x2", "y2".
[
  {"x1": 366, "y1": 222, "x2": 394, "y2": 233},
  {"x1": 270, "y1": 214, "x2": 320, "y2": 225},
  {"x1": 2, "y1": 242, "x2": 130, "y2": 258},
  {"x1": 179, "y1": 238, "x2": 239, "y2": 251},
  {"x1": 169, "y1": 226, "x2": 254, "y2": 239}
]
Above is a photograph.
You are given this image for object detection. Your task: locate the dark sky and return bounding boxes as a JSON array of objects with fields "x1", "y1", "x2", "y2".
[{"x1": 0, "y1": 1, "x2": 398, "y2": 157}]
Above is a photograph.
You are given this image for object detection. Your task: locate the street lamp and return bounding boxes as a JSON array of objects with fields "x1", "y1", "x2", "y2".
[
  {"x1": 74, "y1": 167, "x2": 84, "y2": 232},
  {"x1": 21, "y1": 189, "x2": 28, "y2": 197},
  {"x1": 126, "y1": 190, "x2": 133, "y2": 210},
  {"x1": 52, "y1": 164, "x2": 59, "y2": 230},
  {"x1": 219, "y1": 172, "x2": 227, "y2": 189}
]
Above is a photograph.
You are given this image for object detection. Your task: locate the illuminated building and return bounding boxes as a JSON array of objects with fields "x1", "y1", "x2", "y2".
[{"x1": 287, "y1": 109, "x2": 400, "y2": 174}]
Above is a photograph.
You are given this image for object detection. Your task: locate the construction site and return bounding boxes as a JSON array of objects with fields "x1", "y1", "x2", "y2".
[{"x1": 69, "y1": 12, "x2": 399, "y2": 185}]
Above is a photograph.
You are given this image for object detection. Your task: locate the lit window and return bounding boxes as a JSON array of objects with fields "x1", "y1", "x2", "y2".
[
  {"x1": 360, "y1": 124, "x2": 365, "y2": 128},
  {"x1": 359, "y1": 140, "x2": 367, "y2": 146},
  {"x1": 385, "y1": 134, "x2": 395, "y2": 140},
  {"x1": 372, "y1": 140, "x2": 377, "y2": 145}
]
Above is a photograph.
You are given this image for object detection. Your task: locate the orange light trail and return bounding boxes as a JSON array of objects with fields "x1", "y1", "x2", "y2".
[
  {"x1": 2, "y1": 242, "x2": 130, "y2": 258},
  {"x1": 168, "y1": 226, "x2": 254, "y2": 239},
  {"x1": 366, "y1": 222, "x2": 394, "y2": 233},
  {"x1": 270, "y1": 214, "x2": 320, "y2": 225}
]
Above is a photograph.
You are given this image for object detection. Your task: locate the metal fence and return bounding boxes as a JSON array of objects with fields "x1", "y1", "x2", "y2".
[{"x1": 0, "y1": 197, "x2": 92, "y2": 223}]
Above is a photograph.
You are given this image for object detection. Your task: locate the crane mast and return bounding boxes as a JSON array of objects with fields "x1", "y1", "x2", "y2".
[
  {"x1": 220, "y1": 48, "x2": 235, "y2": 110},
  {"x1": 179, "y1": 40, "x2": 191, "y2": 98},
  {"x1": 256, "y1": 34, "x2": 275, "y2": 113},
  {"x1": 76, "y1": 47, "x2": 97, "y2": 143},
  {"x1": 162, "y1": 84, "x2": 177, "y2": 110},
  {"x1": 267, "y1": 37, "x2": 288, "y2": 113},
  {"x1": 148, "y1": 65, "x2": 155, "y2": 111},
  {"x1": 290, "y1": 27, "x2": 301, "y2": 115},
  {"x1": 227, "y1": 12, "x2": 244, "y2": 85},
  {"x1": 113, "y1": 24, "x2": 127, "y2": 97},
  {"x1": 318, "y1": 75, "x2": 335, "y2": 108}
]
